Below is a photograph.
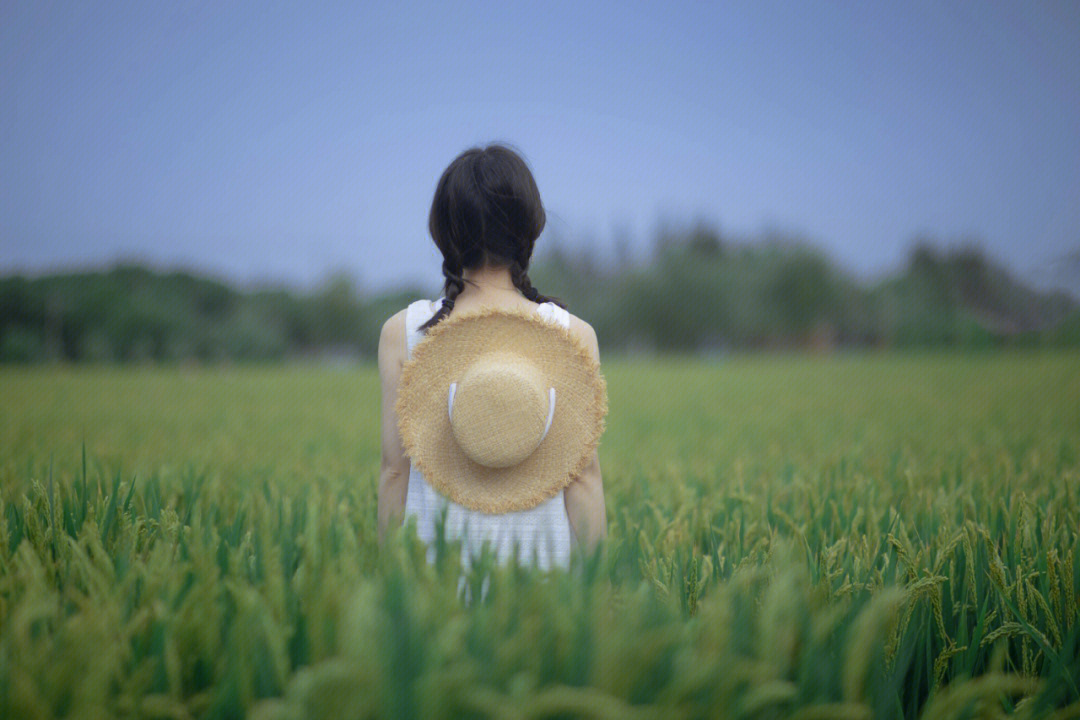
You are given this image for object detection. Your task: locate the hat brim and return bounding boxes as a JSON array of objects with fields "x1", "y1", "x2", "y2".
[{"x1": 396, "y1": 306, "x2": 607, "y2": 514}]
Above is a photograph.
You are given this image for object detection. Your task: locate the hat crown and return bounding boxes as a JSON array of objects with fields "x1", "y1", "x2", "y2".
[{"x1": 449, "y1": 353, "x2": 552, "y2": 469}]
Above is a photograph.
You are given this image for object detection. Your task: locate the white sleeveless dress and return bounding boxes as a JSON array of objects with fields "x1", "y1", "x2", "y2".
[{"x1": 402, "y1": 297, "x2": 574, "y2": 570}]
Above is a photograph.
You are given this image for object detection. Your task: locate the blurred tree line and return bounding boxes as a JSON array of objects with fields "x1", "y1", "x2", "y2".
[
  {"x1": 533, "y1": 226, "x2": 1079, "y2": 354},
  {"x1": 2, "y1": 226, "x2": 1077, "y2": 363}
]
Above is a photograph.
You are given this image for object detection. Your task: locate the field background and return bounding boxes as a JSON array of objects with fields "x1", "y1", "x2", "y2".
[{"x1": 2, "y1": 353, "x2": 1079, "y2": 719}]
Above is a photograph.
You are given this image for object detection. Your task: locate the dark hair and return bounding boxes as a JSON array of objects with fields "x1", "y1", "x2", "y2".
[{"x1": 419, "y1": 143, "x2": 565, "y2": 332}]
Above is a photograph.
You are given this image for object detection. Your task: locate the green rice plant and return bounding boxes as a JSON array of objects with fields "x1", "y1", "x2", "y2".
[{"x1": 1, "y1": 353, "x2": 1078, "y2": 718}]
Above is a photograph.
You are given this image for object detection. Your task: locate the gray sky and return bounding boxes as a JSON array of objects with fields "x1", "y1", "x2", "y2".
[{"x1": 2, "y1": 1, "x2": 1078, "y2": 292}]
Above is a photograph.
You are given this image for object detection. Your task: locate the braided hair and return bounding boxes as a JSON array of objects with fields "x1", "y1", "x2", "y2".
[{"x1": 420, "y1": 144, "x2": 564, "y2": 332}]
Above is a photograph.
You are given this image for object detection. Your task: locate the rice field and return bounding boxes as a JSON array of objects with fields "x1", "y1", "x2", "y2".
[{"x1": 1, "y1": 352, "x2": 1079, "y2": 719}]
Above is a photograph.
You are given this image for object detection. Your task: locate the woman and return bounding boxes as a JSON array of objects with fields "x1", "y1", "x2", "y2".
[{"x1": 377, "y1": 143, "x2": 606, "y2": 567}]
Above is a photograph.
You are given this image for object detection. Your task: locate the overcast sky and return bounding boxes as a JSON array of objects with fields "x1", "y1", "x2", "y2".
[{"x1": 2, "y1": 1, "x2": 1078, "y2": 292}]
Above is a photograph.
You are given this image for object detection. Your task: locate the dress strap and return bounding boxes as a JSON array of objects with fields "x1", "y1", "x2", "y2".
[
  {"x1": 405, "y1": 298, "x2": 443, "y2": 358},
  {"x1": 536, "y1": 301, "x2": 571, "y2": 329}
]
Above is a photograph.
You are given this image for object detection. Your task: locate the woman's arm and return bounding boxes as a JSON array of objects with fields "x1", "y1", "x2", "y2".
[
  {"x1": 564, "y1": 319, "x2": 607, "y2": 553},
  {"x1": 565, "y1": 448, "x2": 606, "y2": 553},
  {"x1": 377, "y1": 310, "x2": 411, "y2": 544}
]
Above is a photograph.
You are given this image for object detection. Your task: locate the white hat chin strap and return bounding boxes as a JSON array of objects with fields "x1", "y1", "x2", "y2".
[
  {"x1": 542, "y1": 388, "x2": 556, "y2": 440},
  {"x1": 448, "y1": 383, "x2": 556, "y2": 443}
]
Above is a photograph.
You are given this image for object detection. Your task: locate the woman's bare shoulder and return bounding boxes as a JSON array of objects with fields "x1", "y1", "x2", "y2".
[
  {"x1": 378, "y1": 308, "x2": 408, "y2": 373},
  {"x1": 566, "y1": 311, "x2": 600, "y2": 363}
]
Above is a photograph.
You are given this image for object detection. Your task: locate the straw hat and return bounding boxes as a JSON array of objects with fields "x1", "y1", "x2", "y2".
[{"x1": 396, "y1": 305, "x2": 607, "y2": 513}]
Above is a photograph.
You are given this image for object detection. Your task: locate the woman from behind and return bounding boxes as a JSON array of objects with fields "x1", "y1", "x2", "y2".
[{"x1": 377, "y1": 143, "x2": 606, "y2": 569}]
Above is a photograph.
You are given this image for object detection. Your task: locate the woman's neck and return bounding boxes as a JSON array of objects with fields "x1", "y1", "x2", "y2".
[
  {"x1": 460, "y1": 264, "x2": 517, "y2": 294},
  {"x1": 451, "y1": 263, "x2": 535, "y2": 310}
]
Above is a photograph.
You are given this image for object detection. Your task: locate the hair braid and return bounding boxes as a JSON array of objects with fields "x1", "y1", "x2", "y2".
[
  {"x1": 419, "y1": 257, "x2": 467, "y2": 332},
  {"x1": 510, "y1": 257, "x2": 566, "y2": 309}
]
